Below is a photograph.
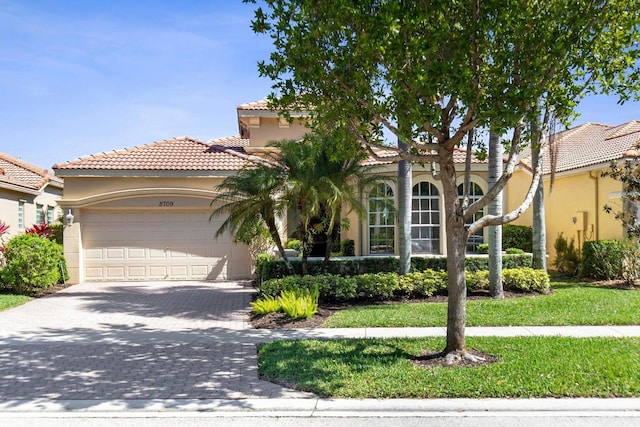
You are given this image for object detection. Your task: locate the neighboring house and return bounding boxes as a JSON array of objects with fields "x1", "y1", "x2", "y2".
[
  {"x1": 0, "y1": 152, "x2": 64, "y2": 238},
  {"x1": 54, "y1": 100, "x2": 489, "y2": 284},
  {"x1": 507, "y1": 120, "x2": 640, "y2": 262}
]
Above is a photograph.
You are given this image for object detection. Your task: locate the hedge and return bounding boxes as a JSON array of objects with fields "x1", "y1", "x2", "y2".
[
  {"x1": 256, "y1": 254, "x2": 533, "y2": 282},
  {"x1": 503, "y1": 225, "x2": 533, "y2": 252},
  {"x1": 258, "y1": 268, "x2": 549, "y2": 303}
]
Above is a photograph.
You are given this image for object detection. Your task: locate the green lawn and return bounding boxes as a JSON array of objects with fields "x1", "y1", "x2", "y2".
[
  {"x1": 0, "y1": 293, "x2": 32, "y2": 312},
  {"x1": 258, "y1": 336, "x2": 640, "y2": 398},
  {"x1": 324, "y1": 282, "x2": 640, "y2": 327}
]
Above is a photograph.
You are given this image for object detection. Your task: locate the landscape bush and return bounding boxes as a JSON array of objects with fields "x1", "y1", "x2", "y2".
[
  {"x1": 398, "y1": 270, "x2": 448, "y2": 297},
  {"x1": 278, "y1": 285, "x2": 319, "y2": 319},
  {"x1": 580, "y1": 240, "x2": 624, "y2": 280},
  {"x1": 0, "y1": 234, "x2": 66, "y2": 294},
  {"x1": 502, "y1": 268, "x2": 550, "y2": 293},
  {"x1": 256, "y1": 253, "x2": 533, "y2": 281},
  {"x1": 553, "y1": 232, "x2": 580, "y2": 274},
  {"x1": 258, "y1": 267, "x2": 549, "y2": 303},
  {"x1": 251, "y1": 285, "x2": 320, "y2": 319}
]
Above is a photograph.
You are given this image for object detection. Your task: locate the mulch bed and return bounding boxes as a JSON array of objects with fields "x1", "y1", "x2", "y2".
[{"x1": 249, "y1": 289, "x2": 538, "y2": 329}]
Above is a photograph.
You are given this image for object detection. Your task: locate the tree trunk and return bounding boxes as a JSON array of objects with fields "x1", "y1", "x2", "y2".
[
  {"x1": 397, "y1": 139, "x2": 412, "y2": 275},
  {"x1": 440, "y1": 150, "x2": 468, "y2": 353},
  {"x1": 531, "y1": 123, "x2": 547, "y2": 270},
  {"x1": 265, "y1": 216, "x2": 294, "y2": 274},
  {"x1": 488, "y1": 130, "x2": 504, "y2": 298}
]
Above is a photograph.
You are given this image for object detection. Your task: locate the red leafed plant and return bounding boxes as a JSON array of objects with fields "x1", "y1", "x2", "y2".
[
  {"x1": 25, "y1": 222, "x2": 54, "y2": 239},
  {"x1": 0, "y1": 220, "x2": 8, "y2": 238}
]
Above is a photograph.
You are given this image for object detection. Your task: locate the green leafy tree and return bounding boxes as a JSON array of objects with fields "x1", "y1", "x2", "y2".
[{"x1": 247, "y1": 0, "x2": 640, "y2": 362}]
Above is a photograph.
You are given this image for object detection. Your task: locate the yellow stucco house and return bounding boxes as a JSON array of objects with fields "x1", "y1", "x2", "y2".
[
  {"x1": 507, "y1": 120, "x2": 640, "y2": 262},
  {"x1": 0, "y1": 152, "x2": 63, "y2": 238},
  {"x1": 53, "y1": 99, "x2": 639, "y2": 284}
]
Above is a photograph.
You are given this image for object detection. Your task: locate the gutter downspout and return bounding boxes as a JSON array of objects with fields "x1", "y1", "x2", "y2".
[{"x1": 588, "y1": 171, "x2": 599, "y2": 240}]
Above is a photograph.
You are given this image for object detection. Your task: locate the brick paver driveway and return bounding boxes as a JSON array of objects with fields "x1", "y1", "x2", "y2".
[{"x1": 0, "y1": 281, "x2": 313, "y2": 400}]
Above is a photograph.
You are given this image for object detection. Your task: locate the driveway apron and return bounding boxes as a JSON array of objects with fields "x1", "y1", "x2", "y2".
[{"x1": 0, "y1": 281, "x2": 314, "y2": 400}]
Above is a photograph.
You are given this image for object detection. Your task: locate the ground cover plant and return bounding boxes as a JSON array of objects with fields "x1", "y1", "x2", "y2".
[
  {"x1": 323, "y1": 282, "x2": 640, "y2": 328},
  {"x1": 258, "y1": 336, "x2": 640, "y2": 398}
]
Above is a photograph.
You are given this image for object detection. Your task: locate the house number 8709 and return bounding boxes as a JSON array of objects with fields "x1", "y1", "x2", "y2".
[{"x1": 159, "y1": 201, "x2": 174, "y2": 207}]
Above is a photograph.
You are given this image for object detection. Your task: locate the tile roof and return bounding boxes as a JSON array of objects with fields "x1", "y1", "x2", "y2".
[
  {"x1": 211, "y1": 135, "x2": 250, "y2": 147},
  {"x1": 519, "y1": 120, "x2": 640, "y2": 174},
  {"x1": 53, "y1": 136, "x2": 255, "y2": 172},
  {"x1": 0, "y1": 152, "x2": 63, "y2": 191},
  {"x1": 237, "y1": 99, "x2": 270, "y2": 111},
  {"x1": 362, "y1": 145, "x2": 487, "y2": 166}
]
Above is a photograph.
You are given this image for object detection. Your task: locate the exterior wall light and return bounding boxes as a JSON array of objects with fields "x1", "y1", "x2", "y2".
[{"x1": 65, "y1": 209, "x2": 74, "y2": 226}]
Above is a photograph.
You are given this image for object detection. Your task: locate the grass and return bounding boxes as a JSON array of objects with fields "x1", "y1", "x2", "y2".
[
  {"x1": 258, "y1": 336, "x2": 640, "y2": 398},
  {"x1": 324, "y1": 282, "x2": 640, "y2": 327},
  {"x1": 0, "y1": 293, "x2": 32, "y2": 312}
]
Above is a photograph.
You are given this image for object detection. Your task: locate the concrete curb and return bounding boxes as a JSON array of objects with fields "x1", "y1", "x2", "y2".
[{"x1": 1, "y1": 398, "x2": 639, "y2": 414}]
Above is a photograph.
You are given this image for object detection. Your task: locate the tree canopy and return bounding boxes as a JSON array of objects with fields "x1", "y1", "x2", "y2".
[{"x1": 247, "y1": 0, "x2": 640, "y2": 359}]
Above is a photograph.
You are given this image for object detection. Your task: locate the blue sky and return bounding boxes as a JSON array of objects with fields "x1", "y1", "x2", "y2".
[{"x1": 1, "y1": 1, "x2": 639, "y2": 169}]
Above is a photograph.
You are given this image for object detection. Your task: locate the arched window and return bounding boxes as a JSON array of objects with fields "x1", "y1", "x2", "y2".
[
  {"x1": 368, "y1": 183, "x2": 395, "y2": 254},
  {"x1": 411, "y1": 182, "x2": 440, "y2": 253},
  {"x1": 458, "y1": 182, "x2": 484, "y2": 252}
]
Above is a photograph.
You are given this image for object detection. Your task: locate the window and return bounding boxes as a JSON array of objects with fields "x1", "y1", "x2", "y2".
[
  {"x1": 47, "y1": 206, "x2": 55, "y2": 224},
  {"x1": 36, "y1": 204, "x2": 44, "y2": 225},
  {"x1": 369, "y1": 183, "x2": 395, "y2": 254},
  {"x1": 458, "y1": 182, "x2": 485, "y2": 252},
  {"x1": 18, "y1": 201, "x2": 24, "y2": 230},
  {"x1": 411, "y1": 182, "x2": 440, "y2": 253}
]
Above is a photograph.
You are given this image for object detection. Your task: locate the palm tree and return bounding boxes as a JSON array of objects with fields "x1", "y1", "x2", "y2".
[
  {"x1": 270, "y1": 136, "x2": 383, "y2": 274},
  {"x1": 210, "y1": 163, "x2": 293, "y2": 272}
]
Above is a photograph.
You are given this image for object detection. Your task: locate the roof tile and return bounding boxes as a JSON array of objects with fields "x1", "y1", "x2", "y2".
[
  {"x1": 53, "y1": 136, "x2": 253, "y2": 171},
  {"x1": 0, "y1": 152, "x2": 62, "y2": 190},
  {"x1": 520, "y1": 120, "x2": 640, "y2": 174}
]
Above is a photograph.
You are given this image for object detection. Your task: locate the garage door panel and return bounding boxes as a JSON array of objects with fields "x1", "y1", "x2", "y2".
[
  {"x1": 83, "y1": 209, "x2": 250, "y2": 281},
  {"x1": 106, "y1": 266, "x2": 126, "y2": 280},
  {"x1": 106, "y1": 248, "x2": 126, "y2": 259}
]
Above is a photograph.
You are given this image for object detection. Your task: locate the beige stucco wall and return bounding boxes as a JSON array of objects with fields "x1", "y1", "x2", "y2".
[
  {"x1": 0, "y1": 184, "x2": 63, "y2": 239},
  {"x1": 506, "y1": 167, "x2": 623, "y2": 266},
  {"x1": 246, "y1": 117, "x2": 309, "y2": 147},
  {"x1": 60, "y1": 175, "x2": 244, "y2": 284}
]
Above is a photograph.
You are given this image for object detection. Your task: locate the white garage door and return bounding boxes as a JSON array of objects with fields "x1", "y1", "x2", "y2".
[{"x1": 82, "y1": 210, "x2": 251, "y2": 281}]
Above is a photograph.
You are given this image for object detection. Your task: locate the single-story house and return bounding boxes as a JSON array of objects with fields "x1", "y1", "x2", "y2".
[
  {"x1": 54, "y1": 100, "x2": 490, "y2": 283},
  {"x1": 53, "y1": 100, "x2": 639, "y2": 283},
  {"x1": 0, "y1": 152, "x2": 63, "y2": 238}
]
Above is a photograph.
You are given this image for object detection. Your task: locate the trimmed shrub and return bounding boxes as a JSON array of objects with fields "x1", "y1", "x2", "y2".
[
  {"x1": 466, "y1": 270, "x2": 490, "y2": 291},
  {"x1": 580, "y1": 240, "x2": 624, "y2": 280},
  {"x1": 502, "y1": 268, "x2": 550, "y2": 293},
  {"x1": 340, "y1": 239, "x2": 355, "y2": 256},
  {"x1": 255, "y1": 254, "x2": 533, "y2": 281},
  {"x1": 0, "y1": 234, "x2": 66, "y2": 294},
  {"x1": 506, "y1": 247, "x2": 525, "y2": 255},
  {"x1": 354, "y1": 272, "x2": 399, "y2": 300},
  {"x1": 258, "y1": 274, "x2": 357, "y2": 303},
  {"x1": 503, "y1": 225, "x2": 533, "y2": 252},
  {"x1": 399, "y1": 270, "x2": 448, "y2": 297}
]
